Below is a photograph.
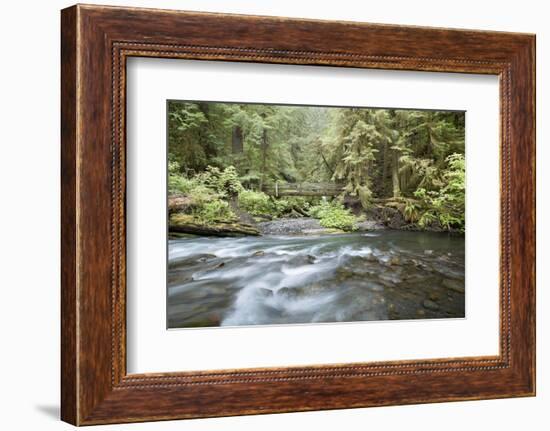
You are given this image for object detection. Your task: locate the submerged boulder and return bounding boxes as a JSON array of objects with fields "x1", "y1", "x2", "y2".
[
  {"x1": 442, "y1": 278, "x2": 465, "y2": 293},
  {"x1": 422, "y1": 299, "x2": 440, "y2": 311}
]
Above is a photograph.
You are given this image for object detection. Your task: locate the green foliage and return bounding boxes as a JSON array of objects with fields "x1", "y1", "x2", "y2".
[
  {"x1": 168, "y1": 164, "x2": 239, "y2": 224},
  {"x1": 357, "y1": 185, "x2": 373, "y2": 209},
  {"x1": 187, "y1": 184, "x2": 220, "y2": 208},
  {"x1": 238, "y1": 190, "x2": 279, "y2": 216},
  {"x1": 197, "y1": 165, "x2": 244, "y2": 196},
  {"x1": 167, "y1": 102, "x2": 211, "y2": 171},
  {"x1": 328, "y1": 110, "x2": 384, "y2": 206},
  {"x1": 168, "y1": 161, "x2": 197, "y2": 195},
  {"x1": 167, "y1": 101, "x2": 465, "y2": 232},
  {"x1": 403, "y1": 199, "x2": 421, "y2": 223},
  {"x1": 168, "y1": 160, "x2": 181, "y2": 175},
  {"x1": 309, "y1": 201, "x2": 358, "y2": 231},
  {"x1": 413, "y1": 153, "x2": 465, "y2": 231},
  {"x1": 238, "y1": 191, "x2": 313, "y2": 218},
  {"x1": 194, "y1": 200, "x2": 237, "y2": 224},
  {"x1": 279, "y1": 196, "x2": 313, "y2": 213},
  {"x1": 168, "y1": 175, "x2": 197, "y2": 195}
]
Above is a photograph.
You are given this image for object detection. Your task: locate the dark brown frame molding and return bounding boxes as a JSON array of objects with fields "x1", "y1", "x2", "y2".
[{"x1": 61, "y1": 4, "x2": 536, "y2": 425}]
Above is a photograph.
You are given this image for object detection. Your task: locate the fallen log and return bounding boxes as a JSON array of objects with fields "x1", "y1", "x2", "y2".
[
  {"x1": 170, "y1": 214, "x2": 260, "y2": 237},
  {"x1": 168, "y1": 194, "x2": 195, "y2": 214},
  {"x1": 292, "y1": 205, "x2": 309, "y2": 217}
]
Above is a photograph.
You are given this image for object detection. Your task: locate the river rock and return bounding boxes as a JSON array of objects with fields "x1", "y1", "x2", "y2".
[
  {"x1": 389, "y1": 256, "x2": 400, "y2": 265},
  {"x1": 257, "y1": 288, "x2": 274, "y2": 298},
  {"x1": 335, "y1": 266, "x2": 354, "y2": 281},
  {"x1": 422, "y1": 299, "x2": 440, "y2": 311},
  {"x1": 443, "y1": 278, "x2": 465, "y2": 293},
  {"x1": 257, "y1": 217, "x2": 324, "y2": 235},
  {"x1": 364, "y1": 253, "x2": 378, "y2": 262},
  {"x1": 169, "y1": 253, "x2": 217, "y2": 268},
  {"x1": 380, "y1": 255, "x2": 400, "y2": 266},
  {"x1": 356, "y1": 220, "x2": 386, "y2": 231},
  {"x1": 172, "y1": 311, "x2": 222, "y2": 328},
  {"x1": 428, "y1": 292, "x2": 441, "y2": 301},
  {"x1": 252, "y1": 250, "x2": 265, "y2": 257},
  {"x1": 378, "y1": 271, "x2": 403, "y2": 285},
  {"x1": 366, "y1": 283, "x2": 384, "y2": 292},
  {"x1": 167, "y1": 273, "x2": 194, "y2": 286},
  {"x1": 277, "y1": 286, "x2": 300, "y2": 299}
]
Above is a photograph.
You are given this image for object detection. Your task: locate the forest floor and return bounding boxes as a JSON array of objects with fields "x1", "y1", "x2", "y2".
[
  {"x1": 258, "y1": 217, "x2": 384, "y2": 236},
  {"x1": 167, "y1": 191, "x2": 463, "y2": 238}
]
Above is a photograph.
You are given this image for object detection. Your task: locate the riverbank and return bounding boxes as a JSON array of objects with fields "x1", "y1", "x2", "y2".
[
  {"x1": 257, "y1": 217, "x2": 385, "y2": 236},
  {"x1": 168, "y1": 190, "x2": 464, "y2": 238},
  {"x1": 169, "y1": 211, "x2": 463, "y2": 239}
]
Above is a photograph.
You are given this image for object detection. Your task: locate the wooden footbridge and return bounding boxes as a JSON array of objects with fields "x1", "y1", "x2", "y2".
[{"x1": 261, "y1": 182, "x2": 345, "y2": 197}]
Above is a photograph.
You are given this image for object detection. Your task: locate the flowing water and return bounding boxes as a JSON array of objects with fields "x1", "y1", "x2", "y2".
[{"x1": 167, "y1": 229, "x2": 465, "y2": 328}]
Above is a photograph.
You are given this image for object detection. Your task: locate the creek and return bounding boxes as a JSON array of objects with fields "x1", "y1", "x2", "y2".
[{"x1": 168, "y1": 223, "x2": 465, "y2": 328}]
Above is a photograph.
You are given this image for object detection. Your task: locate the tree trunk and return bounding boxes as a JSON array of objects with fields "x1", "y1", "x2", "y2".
[
  {"x1": 392, "y1": 149, "x2": 401, "y2": 198},
  {"x1": 232, "y1": 126, "x2": 243, "y2": 153},
  {"x1": 197, "y1": 102, "x2": 212, "y2": 160},
  {"x1": 381, "y1": 139, "x2": 389, "y2": 195},
  {"x1": 259, "y1": 128, "x2": 268, "y2": 190}
]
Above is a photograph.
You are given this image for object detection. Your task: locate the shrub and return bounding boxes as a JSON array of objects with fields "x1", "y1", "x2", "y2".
[
  {"x1": 219, "y1": 166, "x2": 244, "y2": 195},
  {"x1": 238, "y1": 190, "x2": 277, "y2": 216},
  {"x1": 194, "y1": 200, "x2": 237, "y2": 223},
  {"x1": 168, "y1": 174, "x2": 197, "y2": 195},
  {"x1": 168, "y1": 160, "x2": 181, "y2": 175},
  {"x1": 197, "y1": 165, "x2": 244, "y2": 196},
  {"x1": 413, "y1": 153, "x2": 465, "y2": 232},
  {"x1": 403, "y1": 199, "x2": 421, "y2": 223},
  {"x1": 188, "y1": 184, "x2": 220, "y2": 207},
  {"x1": 309, "y1": 201, "x2": 357, "y2": 231},
  {"x1": 168, "y1": 169, "x2": 236, "y2": 224}
]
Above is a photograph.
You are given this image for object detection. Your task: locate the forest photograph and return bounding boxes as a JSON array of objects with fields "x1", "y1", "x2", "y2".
[{"x1": 166, "y1": 100, "x2": 466, "y2": 329}]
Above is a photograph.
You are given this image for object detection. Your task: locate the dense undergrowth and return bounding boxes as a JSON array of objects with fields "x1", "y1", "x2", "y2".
[{"x1": 169, "y1": 160, "x2": 464, "y2": 233}]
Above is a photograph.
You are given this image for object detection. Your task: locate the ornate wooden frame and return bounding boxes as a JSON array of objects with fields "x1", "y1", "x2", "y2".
[{"x1": 61, "y1": 4, "x2": 536, "y2": 426}]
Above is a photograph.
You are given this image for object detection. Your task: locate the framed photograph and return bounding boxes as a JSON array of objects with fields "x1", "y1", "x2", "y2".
[{"x1": 61, "y1": 4, "x2": 536, "y2": 425}]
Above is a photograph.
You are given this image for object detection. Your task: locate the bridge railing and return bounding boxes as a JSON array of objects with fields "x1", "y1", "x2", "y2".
[{"x1": 261, "y1": 182, "x2": 345, "y2": 197}]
